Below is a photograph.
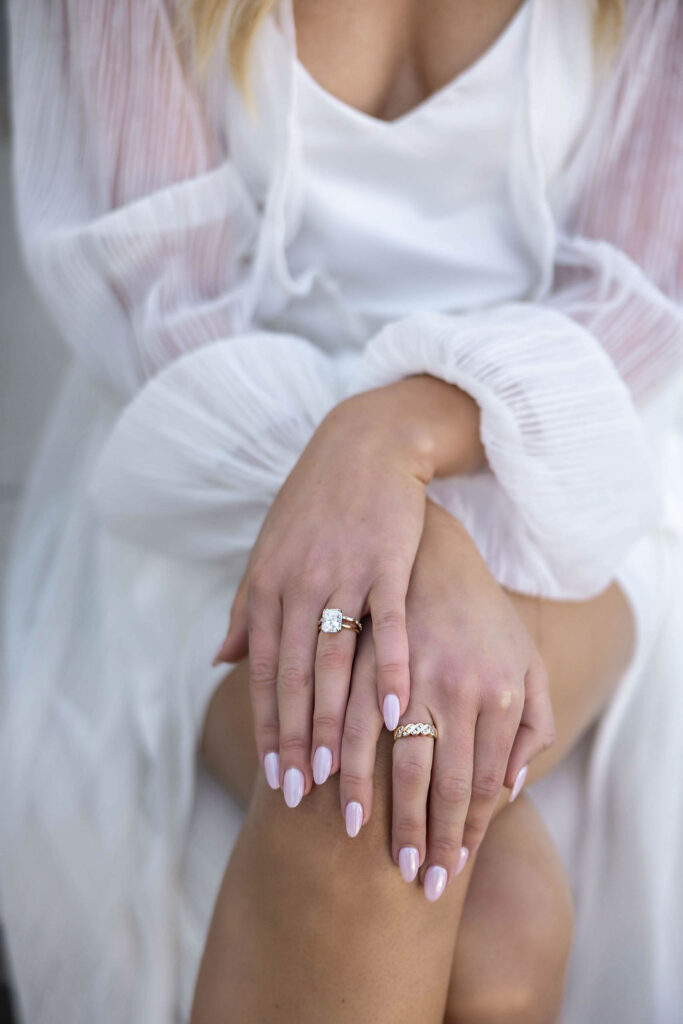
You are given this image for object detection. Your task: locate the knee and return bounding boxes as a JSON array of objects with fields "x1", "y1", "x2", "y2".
[
  {"x1": 247, "y1": 729, "x2": 398, "y2": 903},
  {"x1": 445, "y1": 852, "x2": 573, "y2": 1024}
]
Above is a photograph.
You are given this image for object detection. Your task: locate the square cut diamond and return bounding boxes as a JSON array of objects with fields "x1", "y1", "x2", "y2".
[{"x1": 320, "y1": 608, "x2": 343, "y2": 633}]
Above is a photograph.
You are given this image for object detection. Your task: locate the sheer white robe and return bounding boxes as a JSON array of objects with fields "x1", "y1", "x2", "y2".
[{"x1": 2, "y1": 1, "x2": 683, "y2": 1022}]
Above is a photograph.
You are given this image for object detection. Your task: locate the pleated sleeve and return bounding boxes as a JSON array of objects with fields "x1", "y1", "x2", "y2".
[
  {"x1": 8, "y1": 0, "x2": 260, "y2": 397},
  {"x1": 352, "y1": 0, "x2": 683, "y2": 598}
]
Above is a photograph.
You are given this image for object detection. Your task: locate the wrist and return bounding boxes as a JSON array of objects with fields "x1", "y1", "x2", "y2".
[{"x1": 333, "y1": 376, "x2": 485, "y2": 481}]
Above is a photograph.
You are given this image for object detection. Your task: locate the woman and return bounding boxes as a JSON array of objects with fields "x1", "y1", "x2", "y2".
[{"x1": 2, "y1": 0, "x2": 682, "y2": 1021}]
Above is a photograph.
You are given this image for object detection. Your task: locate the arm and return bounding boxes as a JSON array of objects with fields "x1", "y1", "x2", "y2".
[{"x1": 346, "y1": 0, "x2": 683, "y2": 600}]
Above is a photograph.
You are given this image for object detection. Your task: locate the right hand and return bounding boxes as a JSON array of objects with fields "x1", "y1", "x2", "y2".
[{"x1": 339, "y1": 498, "x2": 555, "y2": 899}]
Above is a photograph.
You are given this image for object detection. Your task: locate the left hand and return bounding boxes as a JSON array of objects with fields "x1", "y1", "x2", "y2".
[
  {"x1": 339, "y1": 497, "x2": 556, "y2": 899},
  {"x1": 212, "y1": 377, "x2": 481, "y2": 807}
]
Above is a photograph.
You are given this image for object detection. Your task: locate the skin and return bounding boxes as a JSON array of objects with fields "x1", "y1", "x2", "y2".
[
  {"x1": 196, "y1": 0, "x2": 633, "y2": 1017},
  {"x1": 214, "y1": 379, "x2": 553, "y2": 892},
  {"x1": 194, "y1": 556, "x2": 633, "y2": 1022}
]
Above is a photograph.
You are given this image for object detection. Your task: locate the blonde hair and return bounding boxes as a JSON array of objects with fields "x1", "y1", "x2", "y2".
[{"x1": 182, "y1": 0, "x2": 624, "y2": 99}]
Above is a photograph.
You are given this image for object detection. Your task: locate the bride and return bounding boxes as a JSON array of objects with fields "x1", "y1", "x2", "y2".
[{"x1": 2, "y1": 0, "x2": 682, "y2": 1021}]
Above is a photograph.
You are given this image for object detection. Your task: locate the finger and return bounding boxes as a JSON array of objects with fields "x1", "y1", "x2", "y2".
[
  {"x1": 311, "y1": 594, "x2": 365, "y2": 787},
  {"x1": 277, "y1": 587, "x2": 321, "y2": 808},
  {"x1": 505, "y1": 657, "x2": 556, "y2": 802},
  {"x1": 461, "y1": 688, "x2": 523, "y2": 857},
  {"x1": 339, "y1": 634, "x2": 383, "y2": 837},
  {"x1": 392, "y1": 709, "x2": 435, "y2": 884},
  {"x1": 247, "y1": 579, "x2": 283, "y2": 791},
  {"x1": 423, "y1": 697, "x2": 477, "y2": 901},
  {"x1": 368, "y1": 575, "x2": 411, "y2": 732},
  {"x1": 213, "y1": 570, "x2": 249, "y2": 665}
]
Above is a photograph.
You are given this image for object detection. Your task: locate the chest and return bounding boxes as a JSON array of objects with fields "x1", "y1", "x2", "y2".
[{"x1": 292, "y1": 0, "x2": 528, "y2": 121}]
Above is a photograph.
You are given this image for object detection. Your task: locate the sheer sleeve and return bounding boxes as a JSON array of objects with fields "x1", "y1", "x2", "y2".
[
  {"x1": 8, "y1": 0, "x2": 260, "y2": 396},
  {"x1": 8, "y1": 0, "x2": 344, "y2": 561},
  {"x1": 350, "y1": 0, "x2": 683, "y2": 599}
]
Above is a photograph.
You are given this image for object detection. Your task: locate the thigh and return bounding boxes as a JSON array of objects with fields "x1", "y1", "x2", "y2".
[
  {"x1": 445, "y1": 794, "x2": 573, "y2": 1024},
  {"x1": 508, "y1": 581, "x2": 634, "y2": 786}
]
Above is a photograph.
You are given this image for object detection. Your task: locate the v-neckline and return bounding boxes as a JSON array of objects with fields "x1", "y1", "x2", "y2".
[{"x1": 286, "y1": 0, "x2": 531, "y2": 130}]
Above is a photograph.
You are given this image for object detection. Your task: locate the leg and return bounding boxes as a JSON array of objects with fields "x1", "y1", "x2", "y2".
[
  {"x1": 193, "y1": 581, "x2": 632, "y2": 1022},
  {"x1": 444, "y1": 794, "x2": 573, "y2": 1024},
  {"x1": 193, "y1": 726, "x2": 474, "y2": 1023},
  {"x1": 198, "y1": 659, "x2": 573, "y2": 1024}
]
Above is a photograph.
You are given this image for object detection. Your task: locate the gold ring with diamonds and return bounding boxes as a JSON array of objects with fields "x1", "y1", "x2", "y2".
[
  {"x1": 393, "y1": 723, "x2": 438, "y2": 741},
  {"x1": 318, "y1": 608, "x2": 363, "y2": 635}
]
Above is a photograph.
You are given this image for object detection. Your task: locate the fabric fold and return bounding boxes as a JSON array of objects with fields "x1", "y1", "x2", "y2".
[
  {"x1": 88, "y1": 331, "x2": 345, "y2": 559},
  {"x1": 350, "y1": 304, "x2": 662, "y2": 597}
]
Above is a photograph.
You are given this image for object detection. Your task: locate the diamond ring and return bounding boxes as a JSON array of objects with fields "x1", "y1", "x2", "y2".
[
  {"x1": 318, "y1": 608, "x2": 363, "y2": 635},
  {"x1": 393, "y1": 723, "x2": 438, "y2": 741}
]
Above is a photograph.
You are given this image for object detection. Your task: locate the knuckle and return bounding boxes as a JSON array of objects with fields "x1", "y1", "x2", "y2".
[
  {"x1": 434, "y1": 771, "x2": 471, "y2": 805},
  {"x1": 395, "y1": 757, "x2": 428, "y2": 788},
  {"x1": 428, "y1": 835, "x2": 461, "y2": 861},
  {"x1": 343, "y1": 713, "x2": 371, "y2": 744},
  {"x1": 249, "y1": 657, "x2": 278, "y2": 693},
  {"x1": 394, "y1": 813, "x2": 426, "y2": 836},
  {"x1": 285, "y1": 571, "x2": 314, "y2": 598},
  {"x1": 377, "y1": 659, "x2": 408, "y2": 681},
  {"x1": 463, "y1": 820, "x2": 487, "y2": 849},
  {"x1": 340, "y1": 766, "x2": 368, "y2": 790},
  {"x1": 471, "y1": 771, "x2": 502, "y2": 801},
  {"x1": 482, "y1": 674, "x2": 523, "y2": 709},
  {"x1": 316, "y1": 644, "x2": 349, "y2": 673},
  {"x1": 278, "y1": 662, "x2": 311, "y2": 695},
  {"x1": 247, "y1": 570, "x2": 275, "y2": 606},
  {"x1": 372, "y1": 608, "x2": 406, "y2": 634},
  {"x1": 450, "y1": 673, "x2": 481, "y2": 708},
  {"x1": 312, "y1": 711, "x2": 342, "y2": 737},
  {"x1": 279, "y1": 735, "x2": 308, "y2": 757}
]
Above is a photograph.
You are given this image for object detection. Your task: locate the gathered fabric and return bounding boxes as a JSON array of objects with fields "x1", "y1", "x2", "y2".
[{"x1": 2, "y1": 1, "x2": 683, "y2": 1021}]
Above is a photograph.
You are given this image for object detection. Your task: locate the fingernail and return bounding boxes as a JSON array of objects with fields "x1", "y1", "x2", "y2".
[
  {"x1": 283, "y1": 767, "x2": 304, "y2": 808},
  {"x1": 509, "y1": 764, "x2": 529, "y2": 803},
  {"x1": 211, "y1": 647, "x2": 224, "y2": 667},
  {"x1": 383, "y1": 694, "x2": 400, "y2": 731},
  {"x1": 313, "y1": 746, "x2": 332, "y2": 785},
  {"x1": 264, "y1": 752, "x2": 280, "y2": 790},
  {"x1": 399, "y1": 846, "x2": 419, "y2": 883},
  {"x1": 345, "y1": 801, "x2": 363, "y2": 838},
  {"x1": 424, "y1": 865, "x2": 448, "y2": 903},
  {"x1": 455, "y1": 846, "x2": 470, "y2": 876}
]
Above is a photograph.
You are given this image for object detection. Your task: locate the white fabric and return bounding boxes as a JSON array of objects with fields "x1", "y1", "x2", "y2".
[
  {"x1": 273, "y1": 1, "x2": 540, "y2": 338},
  {"x1": 1, "y1": 1, "x2": 682, "y2": 1023}
]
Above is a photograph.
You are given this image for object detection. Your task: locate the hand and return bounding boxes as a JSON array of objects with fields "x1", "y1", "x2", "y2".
[
  {"x1": 339, "y1": 498, "x2": 555, "y2": 899},
  {"x1": 213, "y1": 378, "x2": 480, "y2": 807}
]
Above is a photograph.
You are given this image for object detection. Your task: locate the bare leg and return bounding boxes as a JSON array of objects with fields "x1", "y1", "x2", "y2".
[{"x1": 192, "y1": 582, "x2": 632, "y2": 1022}]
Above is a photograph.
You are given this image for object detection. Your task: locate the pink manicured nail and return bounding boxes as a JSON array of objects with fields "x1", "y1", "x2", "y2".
[
  {"x1": 509, "y1": 765, "x2": 529, "y2": 803},
  {"x1": 455, "y1": 846, "x2": 470, "y2": 876},
  {"x1": 264, "y1": 751, "x2": 280, "y2": 790},
  {"x1": 383, "y1": 694, "x2": 400, "y2": 731},
  {"x1": 399, "y1": 847, "x2": 419, "y2": 883},
  {"x1": 283, "y1": 767, "x2": 304, "y2": 808},
  {"x1": 345, "y1": 801, "x2": 363, "y2": 838},
  {"x1": 313, "y1": 746, "x2": 332, "y2": 785},
  {"x1": 424, "y1": 865, "x2": 448, "y2": 903}
]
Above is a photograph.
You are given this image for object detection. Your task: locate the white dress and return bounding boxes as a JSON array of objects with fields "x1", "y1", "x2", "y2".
[{"x1": 2, "y1": 1, "x2": 683, "y2": 1022}]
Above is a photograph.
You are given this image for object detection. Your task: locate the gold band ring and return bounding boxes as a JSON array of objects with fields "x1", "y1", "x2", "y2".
[
  {"x1": 393, "y1": 723, "x2": 438, "y2": 741},
  {"x1": 318, "y1": 608, "x2": 363, "y2": 635}
]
